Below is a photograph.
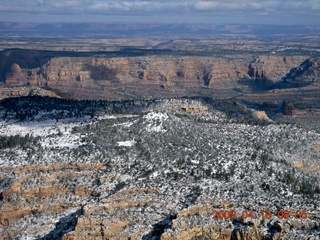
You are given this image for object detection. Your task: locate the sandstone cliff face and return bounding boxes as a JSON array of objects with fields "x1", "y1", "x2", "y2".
[
  {"x1": 283, "y1": 57, "x2": 320, "y2": 85},
  {"x1": 3, "y1": 54, "x2": 310, "y2": 100},
  {"x1": 0, "y1": 49, "x2": 62, "y2": 82},
  {"x1": 246, "y1": 55, "x2": 308, "y2": 81}
]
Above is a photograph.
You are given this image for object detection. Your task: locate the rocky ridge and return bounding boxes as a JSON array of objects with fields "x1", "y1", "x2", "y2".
[{"x1": 2, "y1": 50, "x2": 316, "y2": 100}]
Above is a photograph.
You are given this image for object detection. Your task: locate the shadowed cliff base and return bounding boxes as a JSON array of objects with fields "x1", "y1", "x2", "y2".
[{"x1": 37, "y1": 210, "x2": 82, "y2": 240}]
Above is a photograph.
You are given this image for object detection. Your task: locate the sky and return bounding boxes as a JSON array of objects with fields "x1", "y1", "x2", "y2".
[{"x1": 0, "y1": 0, "x2": 319, "y2": 25}]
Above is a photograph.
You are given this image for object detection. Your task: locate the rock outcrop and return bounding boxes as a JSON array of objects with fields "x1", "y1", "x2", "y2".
[
  {"x1": 283, "y1": 58, "x2": 320, "y2": 85},
  {"x1": 246, "y1": 56, "x2": 308, "y2": 82},
  {"x1": 0, "y1": 163, "x2": 107, "y2": 239},
  {"x1": 0, "y1": 87, "x2": 60, "y2": 100},
  {"x1": 2, "y1": 53, "x2": 310, "y2": 100},
  {"x1": 282, "y1": 101, "x2": 297, "y2": 115}
]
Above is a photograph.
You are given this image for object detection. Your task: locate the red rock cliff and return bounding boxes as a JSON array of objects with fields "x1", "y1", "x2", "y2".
[{"x1": 4, "y1": 55, "x2": 310, "y2": 100}]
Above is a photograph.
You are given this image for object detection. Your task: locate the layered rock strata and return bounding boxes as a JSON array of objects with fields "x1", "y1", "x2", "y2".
[{"x1": 3, "y1": 55, "x2": 312, "y2": 100}]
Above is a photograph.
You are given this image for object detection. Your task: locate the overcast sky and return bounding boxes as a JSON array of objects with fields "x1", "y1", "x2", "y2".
[{"x1": 0, "y1": 0, "x2": 319, "y2": 25}]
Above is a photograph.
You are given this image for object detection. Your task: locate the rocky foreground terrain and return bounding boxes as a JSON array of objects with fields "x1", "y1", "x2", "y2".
[{"x1": 0, "y1": 97, "x2": 319, "y2": 239}]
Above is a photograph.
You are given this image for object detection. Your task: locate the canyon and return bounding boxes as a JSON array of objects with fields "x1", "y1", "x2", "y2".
[
  {"x1": 1, "y1": 47, "x2": 319, "y2": 102},
  {"x1": 0, "y1": 36, "x2": 320, "y2": 240}
]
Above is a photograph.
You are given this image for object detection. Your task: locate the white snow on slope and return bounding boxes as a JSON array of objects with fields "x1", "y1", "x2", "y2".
[
  {"x1": 143, "y1": 112, "x2": 168, "y2": 133},
  {"x1": 113, "y1": 120, "x2": 138, "y2": 128},
  {"x1": 97, "y1": 114, "x2": 138, "y2": 120},
  {"x1": 117, "y1": 140, "x2": 135, "y2": 147},
  {"x1": 0, "y1": 118, "x2": 91, "y2": 149},
  {"x1": 0, "y1": 117, "x2": 90, "y2": 137}
]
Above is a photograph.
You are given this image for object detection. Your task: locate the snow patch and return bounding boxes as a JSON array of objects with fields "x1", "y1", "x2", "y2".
[
  {"x1": 143, "y1": 112, "x2": 168, "y2": 121},
  {"x1": 120, "y1": 174, "x2": 132, "y2": 182},
  {"x1": 0, "y1": 117, "x2": 90, "y2": 137},
  {"x1": 117, "y1": 140, "x2": 135, "y2": 147},
  {"x1": 97, "y1": 114, "x2": 138, "y2": 120},
  {"x1": 0, "y1": 118, "x2": 89, "y2": 149},
  {"x1": 113, "y1": 120, "x2": 137, "y2": 128},
  {"x1": 143, "y1": 112, "x2": 168, "y2": 133}
]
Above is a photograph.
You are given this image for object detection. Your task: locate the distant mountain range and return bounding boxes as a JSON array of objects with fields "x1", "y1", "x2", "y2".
[{"x1": 1, "y1": 22, "x2": 320, "y2": 39}]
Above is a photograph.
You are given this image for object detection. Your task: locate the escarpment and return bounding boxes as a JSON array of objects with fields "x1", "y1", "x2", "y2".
[{"x1": 2, "y1": 52, "x2": 314, "y2": 100}]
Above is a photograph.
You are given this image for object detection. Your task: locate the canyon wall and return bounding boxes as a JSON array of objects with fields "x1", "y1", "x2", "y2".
[{"x1": 2, "y1": 53, "x2": 317, "y2": 100}]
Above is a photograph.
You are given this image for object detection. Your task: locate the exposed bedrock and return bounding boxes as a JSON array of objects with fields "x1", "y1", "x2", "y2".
[{"x1": 3, "y1": 53, "x2": 319, "y2": 100}]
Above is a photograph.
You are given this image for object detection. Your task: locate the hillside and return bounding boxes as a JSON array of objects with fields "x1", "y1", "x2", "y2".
[{"x1": 0, "y1": 97, "x2": 319, "y2": 239}]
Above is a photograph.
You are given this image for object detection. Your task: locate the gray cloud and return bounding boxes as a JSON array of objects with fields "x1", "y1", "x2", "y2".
[
  {"x1": 0, "y1": 0, "x2": 319, "y2": 14},
  {"x1": 0, "y1": 0, "x2": 319, "y2": 24},
  {"x1": 194, "y1": 0, "x2": 320, "y2": 13},
  {"x1": 0, "y1": 0, "x2": 191, "y2": 13}
]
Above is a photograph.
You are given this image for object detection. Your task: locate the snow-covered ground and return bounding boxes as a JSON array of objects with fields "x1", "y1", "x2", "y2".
[
  {"x1": 0, "y1": 99, "x2": 319, "y2": 239},
  {"x1": 97, "y1": 114, "x2": 138, "y2": 121},
  {"x1": 0, "y1": 118, "x2": 93, "y2": 149},
  {"x1": 117, "y1": 140, "x2": 135, "y2": 147},
  {"x1": 0, "y1": 117, "x2": 91, "y2": 137},
  {"x1": 143, "y1": 112, "x2": 169, "y2": 133}
]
